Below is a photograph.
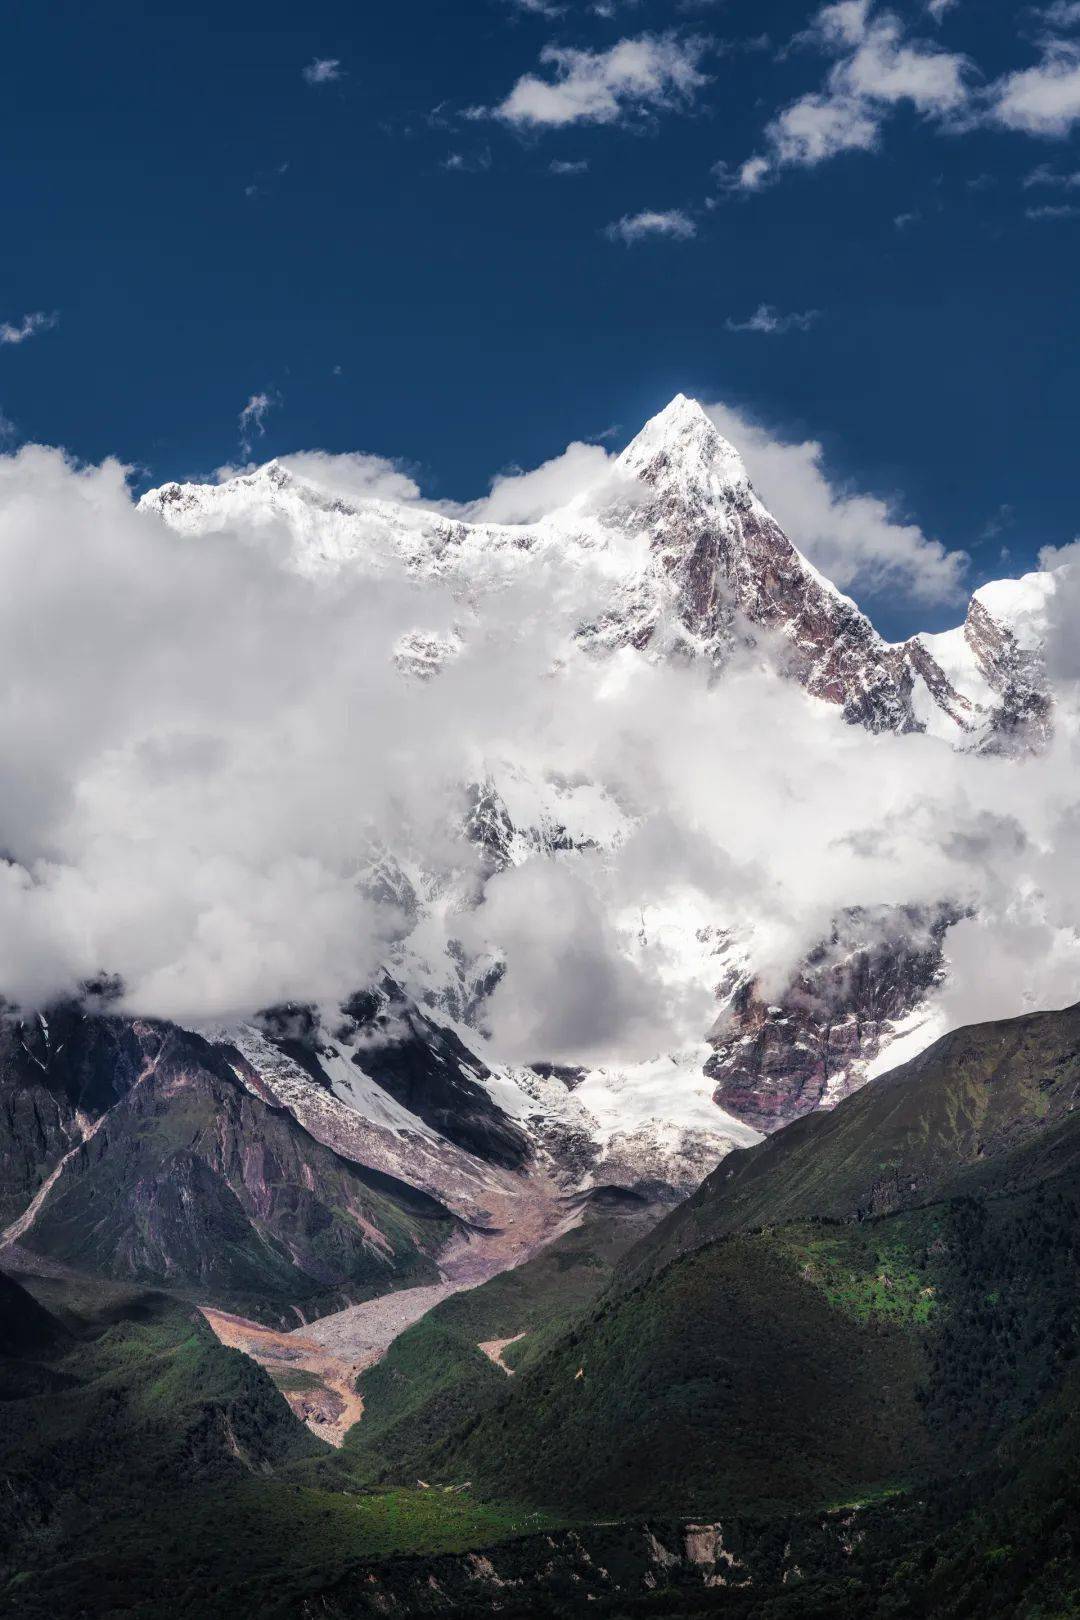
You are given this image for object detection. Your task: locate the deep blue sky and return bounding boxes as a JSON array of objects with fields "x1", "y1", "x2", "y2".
[{"x1": 1, "y1": 0, "x2": 1077, "y2": 635}]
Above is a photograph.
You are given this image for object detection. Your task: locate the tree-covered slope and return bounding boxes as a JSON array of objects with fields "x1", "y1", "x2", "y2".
[
  {"x1": 0, "y1": 1272, "x2": 555, "y2": 1620},
  {"x1": 631, "y1": 999, "x2": 1080, "y2": 1282},
  {"x1": 393, "y1": 1003, "x2": 1080, "y2": 1524},
  {"x1": 343, "y1": 1190, "x2": 659, "y2": 1487}
]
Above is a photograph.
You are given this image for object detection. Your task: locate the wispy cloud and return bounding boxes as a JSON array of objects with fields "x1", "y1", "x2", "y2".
[
  {"x1": 239, "y1": 391, "x2": 279, "y2": 456},
  {"x1": 244, "y1": 161, "x2": 289, "y2": 201},
  {"x1": 302, "y1": 58, "x2": 342, "y2": 86},
  {"x1": 1026, "y1": 201, "x2": 1080, "y2": 218},
  {"x1": 925, "y1": 0, "x2": 958, "y2": 20},
  {"x1": 0, "y1": 311, "x2": 58, "y2": 346},
  {"x1": 605, "y1": 208, "x2": 697, "y2": 243},
  {"x1": 501, "y1": 0, "x2": 566, "y2": 15},
  {"x1": 441, "y1": 147, "x2": 493, "y2": 172},
  {"x1": 726, "y1": 1, "x2": 972, "y2": 189},
  {"x1": 1036, "y1": 2, "x2": 1080, "y2": 25},
  {"x1": 725, "y1": 303, "x2": 820, "y2": 334},
  {"x1": 894, "y1": 209, "x2": 921, "y2": 228},
  {"x1": 549, "y1": 158, "x2": 589, "y2": 175},
  {"x1": 1025, "y1": 161, "x2": 1080, "y2": 187},
  {"x1": 483, "y1": 33, "x2": 709, "y2": 128}
]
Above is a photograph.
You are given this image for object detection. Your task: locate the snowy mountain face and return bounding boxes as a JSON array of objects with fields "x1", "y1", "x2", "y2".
[
  {"x1": 136, "y1": 396, "x2": 1060, "y2": 1200},
  {"x1": 144, "y1": 395, "x2": 1053, "y2": 750}
]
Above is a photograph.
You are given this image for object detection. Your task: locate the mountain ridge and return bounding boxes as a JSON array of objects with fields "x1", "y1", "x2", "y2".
[{"x1": 124, "y1": 397, "x2": 1066, "y2": 1190}]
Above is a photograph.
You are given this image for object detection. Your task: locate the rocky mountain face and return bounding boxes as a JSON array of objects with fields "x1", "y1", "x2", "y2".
[
  {"x1": 632, "y1": 997, "x2": 1080, "y2": 1285},
  {"x1": 705, "y1": 903, "x2": 955, "y2": 1131},
  {"x1": 131, "y1": 395, "x2": 1063, "y2": 1192},
  {"x1": 0, "y1": 1010, "x2": 464, "y2": 1326},
  {"x1": 128, "y1": 390, "x2": 1062, "y2": 1179},
  {"x1": 145, "y1": 396, "x2": 1055, "y2": 756}
]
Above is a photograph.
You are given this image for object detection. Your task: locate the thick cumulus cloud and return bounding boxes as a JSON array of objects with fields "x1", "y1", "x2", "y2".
[
  {"x1": 465, "y1": 441, "x2": 613, "y2": 524},
  {"x1": 0, "y1": 446, "x2": 460, "y2": 1018},
  {"x1": 0, "y1": 429, "x2": 1077, "y2": 1062}
]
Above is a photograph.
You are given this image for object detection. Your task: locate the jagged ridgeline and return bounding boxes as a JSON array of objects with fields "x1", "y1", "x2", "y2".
[
  {"x1": 0, "y1": 1008, "x2": 462, "y2": 1327},
  {"x1": 397, "y1": 1001, "x2": 1080, "y2": 1518},
  {"x1": 0, "y1": 398, "x2": 1075, "y2": 1618},
  {"x1": 3, "y1": 999, "x2": 1080, "y2": 1617}
]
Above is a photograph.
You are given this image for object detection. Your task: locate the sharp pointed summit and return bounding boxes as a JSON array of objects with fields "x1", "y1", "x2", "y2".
[
  {"x1": 617, "y1": 394, "x2": 749, "y2": 496},
  {"x1": 141, "y1": 400, "x2": 1052, "y2": 754}
]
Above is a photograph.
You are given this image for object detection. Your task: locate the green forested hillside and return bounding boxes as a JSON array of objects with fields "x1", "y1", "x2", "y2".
[
  {"x1": 387, "y1": 1006, "x2": 1080, "y2": 1574},
  {"x1": 344, "y1": 1193, "x2": 659, "y2": 1486},
  {"x1": 6, "y1": 1003, "x2": 1080, "y2": 1618}
]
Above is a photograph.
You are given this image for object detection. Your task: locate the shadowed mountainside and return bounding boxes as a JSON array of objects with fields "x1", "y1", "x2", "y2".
[{"x1": 3, "y1": 1015, "x2": 460, "y2": 1327}]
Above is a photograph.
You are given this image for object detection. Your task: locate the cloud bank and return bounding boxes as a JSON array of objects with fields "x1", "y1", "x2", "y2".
[{"x1": 0, "y1": 418, "x2": 1071, "y2": 1071}]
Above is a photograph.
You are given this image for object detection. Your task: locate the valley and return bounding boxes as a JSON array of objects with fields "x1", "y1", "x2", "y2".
[{"x1": 1, "y1": 396, "x2": 1078, "y2": 1618}]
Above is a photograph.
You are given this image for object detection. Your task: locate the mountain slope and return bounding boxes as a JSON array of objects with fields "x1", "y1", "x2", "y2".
[
  {"x1": 3, "y1": 1017, "x2": 460, "y2": 1326},
  {"x1": 343, "y1": 1189, "x2": 659, "y2": 1486},
  {"x1": 390, "y1": 1000, "x2": 1080, "y2": 1523},
  {"x1": 6, "y1": 1004, "x2": 1080, "y2": 1617},
  {"x1": 135, "y1": 395, "x2": 1060, "y2": 1166},
  {"x1": 635, "y1": 997, "x2": 1080, "y2": 1280}
]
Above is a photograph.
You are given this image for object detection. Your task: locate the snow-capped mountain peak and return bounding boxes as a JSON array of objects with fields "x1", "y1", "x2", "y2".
[
  {"x1": 141, "y1": 397, "x2": 1053, "y2": 755},
  {"x1": 614, "y1": 394, "x2": 749, "y2": 498},
  {"x1": 126, "y1": 398, "x2": 1066, "y2": 1201}
]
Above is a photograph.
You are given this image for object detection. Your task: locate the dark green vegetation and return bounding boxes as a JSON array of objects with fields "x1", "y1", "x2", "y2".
[
  {"x1": 345, "y1": 1190, "x2": 658, "y2": 1485},
  {"x1": 5, "y1": 1001, "x2": 1080, "y2": 1617},
  {"x1": 2, "y1": 1011, "x2": 458, "y2": 1325},
  {"x1": 0, "y1": 1270, "x2": 555, "y2": 1619},
  {"x1": 370, "y1": 1003, "x2": 1080, "y2": 1609},
  {"x1": 637, "y1": 998, "x2": 1080, "y2": 1275},
  {"x1": 405, "y1": 1230, "x2": 931, "y2": 1516}
]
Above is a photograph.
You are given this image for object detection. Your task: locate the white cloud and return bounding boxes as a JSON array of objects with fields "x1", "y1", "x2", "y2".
[
  {"x1": 725, "y1": 303, "x2": 820, "y2": 334},
  {"x1": 1024, "y1": 162, "x2": 1080, "y2": 186},
  {"x1": 0, "y1": 311, "x2": 58, "y2": 346},
  {"x1": 302, "y1": 57, "x2": 342, "y2": 85},
  {"x1": 238, "y1": 391, "x2": 278, "y2": 456},
  {"x1": 549, "y1": 158, "x2": 589, "y2": 174},
  {"x1": 468, "y1": 441, "x2": 613, "y2": 523},
  {"x1": 1037, "y1": 2, "x2": 1080, "y2": 25},
  {"x1": 732, "y1": 1, "x2": 971, "y2": 187},
  {"x1": 925, "y1": 0, "x2": 957, "y2": 19},
  {"x1": 486, "y1": 33, "x2": 709, "y2": 128},
  {"x1": 705, "y1": 398, "x2": 968, "y2": 604},
  {"x1": 605, "y1": 208, "x2": 697, "y2": 243},
  {"x1": 277, "y1": 450, "x2": 422, "y2": 505},
  {"x1": 442, "y1": 147, "x2": 493, "y2": 172},
  {"x1": 502, "y1": 0, "x2": 566, "y2": 15},
  {"x1": 0, "y1": 411, "x2": 1077, "y2": 1070},
  {"x1": 988, "y1": 40, "x2": 1080, "y2": 136},
  {"x1": 1026, "y1": 201, "x2": 1080, "y2": 218}
]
